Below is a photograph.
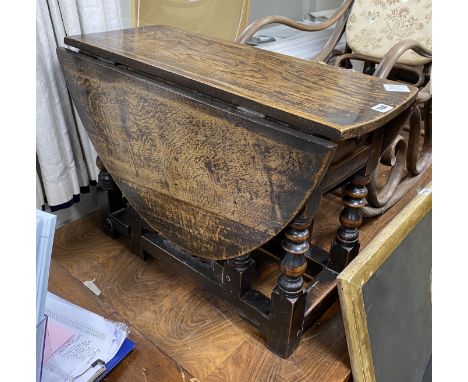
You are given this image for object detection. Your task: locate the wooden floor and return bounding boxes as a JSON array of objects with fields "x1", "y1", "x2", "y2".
[{"x1": 50, "y1": 168, "x2": 431, "y2": 382}]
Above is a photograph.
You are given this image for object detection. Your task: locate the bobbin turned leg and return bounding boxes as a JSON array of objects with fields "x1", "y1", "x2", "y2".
[
  {"x1": 267, "y1": 213, "x2": 311, "y2": 358},
  {"x1": 96, "y1": 156, "x2": 125, "y2": 238},
  {"x1": 223, "y1": 254, "x2": 255, "y2": 296},
  {"x1": 328, "y1": 174, "x2": 369, "y2": 272}
]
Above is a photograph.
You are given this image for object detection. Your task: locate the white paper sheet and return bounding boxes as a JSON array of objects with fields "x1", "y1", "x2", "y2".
[
  {"x1": 383, "y1": 84, "x2": 411, "y2": 93},
  {"x1": 42, "y1": 293, "x2": 126, "y2": 382}
]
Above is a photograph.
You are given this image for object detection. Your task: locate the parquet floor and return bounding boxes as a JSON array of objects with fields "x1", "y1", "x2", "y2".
[{"x1": 50, "y1": 167, "x2": 431, "y2": 382}]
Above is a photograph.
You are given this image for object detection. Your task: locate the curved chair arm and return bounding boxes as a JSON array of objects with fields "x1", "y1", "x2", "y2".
[
  {"x1": 418, "y1": 80, "x2": 432, "y2": 103},
  {"x1": 313, "y1": 5, "x2": 352, "y2": 63},
  {"x1": 374, "y1": 39, "x2": 432, "y2": 79},
  {"x1": 236, "y1": 0, "x2": 354, "y2": 44}
]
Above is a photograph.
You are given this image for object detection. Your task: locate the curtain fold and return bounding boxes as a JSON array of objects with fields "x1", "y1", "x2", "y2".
[{"x1": 36, "y1": 0, "x2": 122, "y2": 209}]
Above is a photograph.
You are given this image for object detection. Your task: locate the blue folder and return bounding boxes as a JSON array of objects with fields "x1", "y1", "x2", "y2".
[{"x1": 96, "y1": 338, "x2": 136, "y2": 381}]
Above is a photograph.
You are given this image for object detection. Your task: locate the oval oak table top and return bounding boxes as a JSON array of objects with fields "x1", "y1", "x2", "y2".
[{"x1": 64, "y1": 25, "x2": 418, "y2": 142}]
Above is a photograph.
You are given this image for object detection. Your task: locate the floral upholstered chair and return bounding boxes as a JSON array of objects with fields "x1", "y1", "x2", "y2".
[
  {"x1": 345, "y1": 0, "x2": 431, "y2": 68},
  {"x1": 237, "y1": 0, "x2": 432, "y2": 216}
]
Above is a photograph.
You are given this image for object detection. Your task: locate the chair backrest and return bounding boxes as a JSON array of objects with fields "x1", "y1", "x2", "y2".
[
  {"x1": 346, "y1": 0, "x2": 432, "y2": 66},
  {"x1": 132, "y1": 0, "x2": 251, "y2": 42}
]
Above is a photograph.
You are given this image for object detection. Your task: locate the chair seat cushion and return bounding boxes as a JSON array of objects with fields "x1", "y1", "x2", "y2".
[{"x1": 346, "y1": 0, "x2": 432, "y2": 66}]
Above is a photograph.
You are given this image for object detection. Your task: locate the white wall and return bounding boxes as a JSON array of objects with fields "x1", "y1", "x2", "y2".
[
  {"x1": 249, "y1": 0, "x2": 342, "y2": 22},
  {"x1": 311, "y1": 0, "x2": 343, "y2": 12},
  {"x1": 120, "y1": 0, "x2": 343, "y2": 26},
  {"x1": 249, "y1": 0, "x2": 304, "y2": 22},
  {"x1": 120, "y1": 0, "x2": 133, "y2": 28}
]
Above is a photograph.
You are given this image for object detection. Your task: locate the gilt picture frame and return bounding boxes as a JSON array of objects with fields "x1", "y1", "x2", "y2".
[{"x1": 338, "y1": 182, "x2": 432, "y2": 382}]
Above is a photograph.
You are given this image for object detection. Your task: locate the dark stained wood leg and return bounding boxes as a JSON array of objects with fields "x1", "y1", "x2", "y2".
[
  {"x1": 328, "y1": 174, "x2": 369, "y2": 272},
  {"x1": 267, "y1": 212, "x2": 311, "y2": 358},
  {"x1": 96, "y1": 183, "x2": 353, "y2": 359},
  {"x1": 128, "y1": 206, "x2": 147, "y2": 260},
  {"x1": 96, "y1": 156, "x2": 125, "y2": 238},
  {"x1": 223, "y1": 254, "x2": 255, "y2": 296}
]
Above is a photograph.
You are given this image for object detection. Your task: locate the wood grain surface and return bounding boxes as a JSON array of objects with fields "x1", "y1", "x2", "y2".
[
  {"x1": 50, "y1": 164, "x2": 430, "y2": 382},
  {"x1": 58, "y1": 48, "x2": 335, "y2": 260},
  {"x1": 52, "y1": 214, "x2": 351, "y2": 382},
  {"x1": 64, "y1": 25, "x2": 418, "y2": 141},
  {"x1": 48, "y1": 259, "x2": 194, "y2": 382}
]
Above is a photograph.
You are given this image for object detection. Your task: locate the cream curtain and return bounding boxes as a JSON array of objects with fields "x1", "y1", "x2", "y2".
[{"x1": 36, "y1": 0, "x2": 123, "y2": 210}]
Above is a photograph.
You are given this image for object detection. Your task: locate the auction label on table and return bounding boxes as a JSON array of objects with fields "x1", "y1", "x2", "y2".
[
  {"x1": 372, "y1": 103, "x2": 393, "y2": 113},
  {"x1": 383, "y1": 84, "x2": 411, "y2": 92}
]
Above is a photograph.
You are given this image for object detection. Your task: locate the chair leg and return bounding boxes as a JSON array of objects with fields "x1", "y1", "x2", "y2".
[{"x1": 328, "y1": 174, "x2": 369, "y2": 272}]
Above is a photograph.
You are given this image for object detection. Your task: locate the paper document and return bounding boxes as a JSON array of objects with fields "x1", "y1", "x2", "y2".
[
  {"x1": 43, "y1": 319, "x2": 74, "y2": 363},
  {"x1": 42, "y1": 292, "x2": 127, "y2": 382}
]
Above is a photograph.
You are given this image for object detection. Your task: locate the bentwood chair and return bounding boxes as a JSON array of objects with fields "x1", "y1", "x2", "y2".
[
  {"x1": 237, "y1": 0, "x2": 432, "y2": 216},
  {"x1": 131, "y1": 0, "x2": 251, "y2": 42}
]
